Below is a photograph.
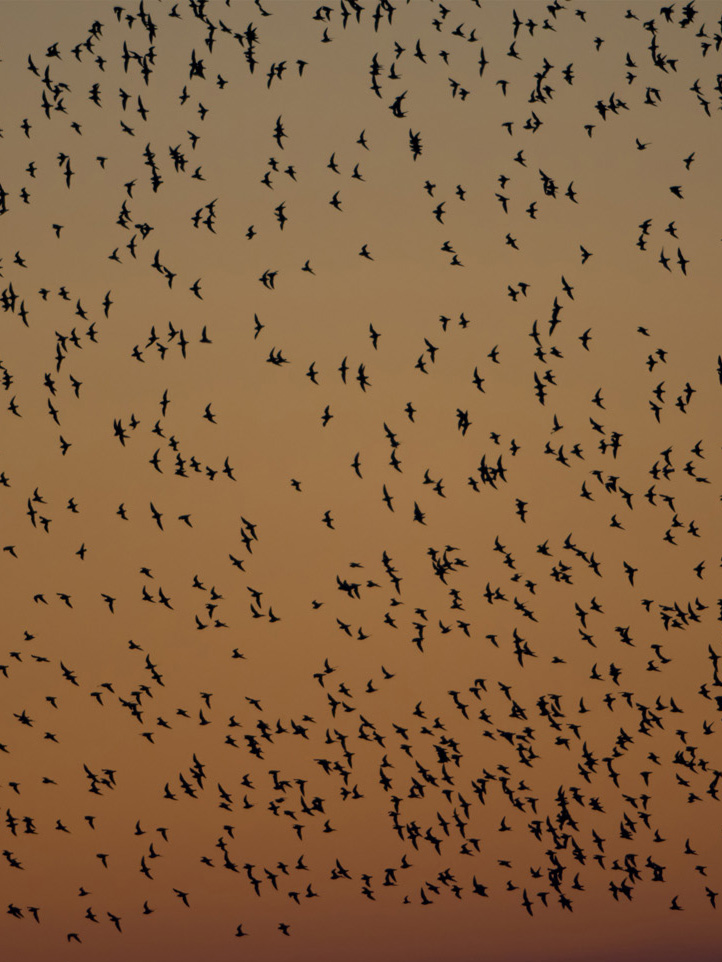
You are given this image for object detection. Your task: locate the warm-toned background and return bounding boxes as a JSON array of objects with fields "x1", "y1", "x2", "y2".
[{"x1": 1, "y1": 1, "x2": 721, "y2": 959}]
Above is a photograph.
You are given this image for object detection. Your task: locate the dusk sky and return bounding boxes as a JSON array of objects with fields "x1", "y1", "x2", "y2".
[{"x1": 1, "y1": 2, "x2": 721, "y2": 960}]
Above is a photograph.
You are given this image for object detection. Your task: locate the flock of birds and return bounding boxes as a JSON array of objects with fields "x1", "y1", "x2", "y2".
[{"x1": 1, "y1": 0, "x2": 722, "y2": 957}]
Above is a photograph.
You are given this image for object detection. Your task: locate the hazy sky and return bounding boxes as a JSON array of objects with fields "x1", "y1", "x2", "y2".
[{"x1": 1, "y1": 1, "x2": 721, "y2": 960}]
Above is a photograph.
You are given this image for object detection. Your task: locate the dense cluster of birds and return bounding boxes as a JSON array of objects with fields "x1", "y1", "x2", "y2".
[{"x1": 1, "y1": 0, "x2": 721, "y2": 957}]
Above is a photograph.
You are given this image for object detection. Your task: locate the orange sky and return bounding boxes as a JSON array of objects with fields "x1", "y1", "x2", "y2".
[{"x1": 1, "y1": 1, "x2": 721, "y2": 960}]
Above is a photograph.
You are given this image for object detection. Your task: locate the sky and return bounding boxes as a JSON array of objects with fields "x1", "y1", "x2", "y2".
[{"x1": 1, "y1": 1, "x2": 721, "y2": 960}]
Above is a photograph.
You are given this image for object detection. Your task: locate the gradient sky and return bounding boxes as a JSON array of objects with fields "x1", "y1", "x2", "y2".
[{"x1": 1, "y1": 1, "x2": 721, "y2": 960}]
